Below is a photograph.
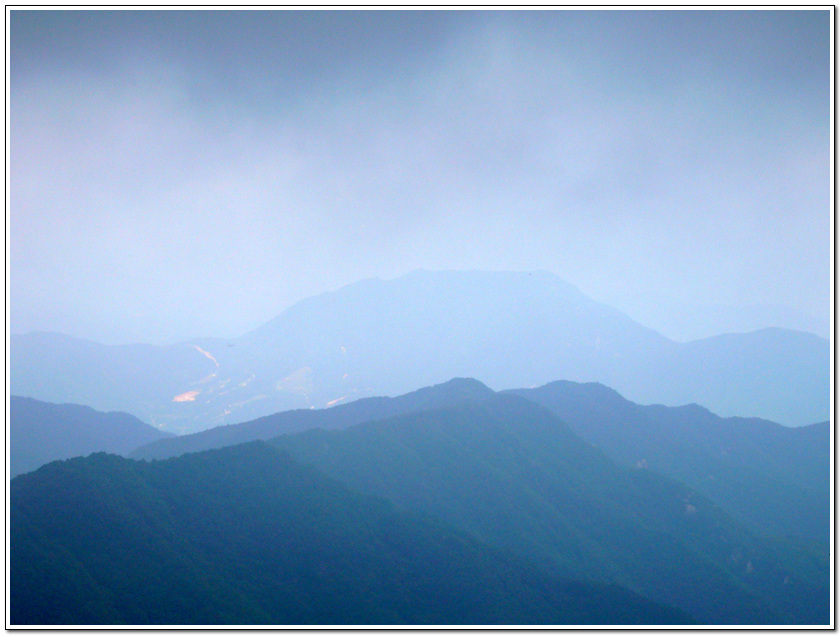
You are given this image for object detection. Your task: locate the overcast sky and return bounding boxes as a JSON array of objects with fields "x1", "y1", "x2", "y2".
[{"x1": 10, "y1": 9, "x2": 831, "y2": 344}]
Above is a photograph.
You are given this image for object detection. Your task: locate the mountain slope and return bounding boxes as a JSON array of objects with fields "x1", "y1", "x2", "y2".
[
  {"x1": 10, "y1": 443, "x2": 693, "y2": 626},
  {"x1": 508, "y1": 381, "x2": 830, "y2": 543},
  {"x1": 10, "y1": 270, "x2": 829, "y2": 432},
  {"x1": 10, "y1": 396, "x2": 174, "y2": 477},
  {"x1": 222, "y1": 269, "x2": 670, "y2": 419},
  {"x1": 270, "y1": 393, "x2": 829, "y2": 625},
  {"x1": 127, "y1": 375, "x2": 829, "y2": 560}
]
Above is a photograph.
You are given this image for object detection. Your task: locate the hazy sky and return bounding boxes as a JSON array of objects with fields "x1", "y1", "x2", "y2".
[{"x1": 10, "y1": 9, "x2": 831, "y2": 344}]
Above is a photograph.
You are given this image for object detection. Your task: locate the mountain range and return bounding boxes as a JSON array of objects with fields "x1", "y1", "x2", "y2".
[
  {"x1": 16, "y1": 375, "x2": 827, "y2": 550},
  {"x1": 127, "y1": 377, "x2": 827, "y2": 545},
  {"x1": 268, "y1": 392, "x2": 827, "y2": 625},
  {"x1": 8, "y1": 269, "x2": 830, "y2": 626},
  {"x1": 508, "y1": 381, "x2": 829, "y2": 543},
  {"x1": 129, "y1": 376, "x2": 497, "y2": 461},
  {"x1": 10, "y1": 384, "x2": 828, "y2": 625},
  {"x1": 10, "y1": 270, "x2": 830, "y2": 434},
  {"x1": 12, "y1": 442, "x2": 694, "y2": 625},
  {"x1": 607, "y1": 292, "x2": 829, "y2": 342}
]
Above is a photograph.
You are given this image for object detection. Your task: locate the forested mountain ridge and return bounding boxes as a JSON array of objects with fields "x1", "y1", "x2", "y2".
[
  {"x1": 270, "y1": 392, "x2": 829, "y2": 625},
  {"x1": 10, "y1": 396, "x2": 174, "y2": 477},
  {"x1": 508, "y1": 380, "x2": 830, "y2": 543},
  {"x1": 10, "y1": 270, "x2": 829, "y2": 433},
  {"x1": 10, "y1": 443, "x2": 695, "y2": 626},
  {"x1": 9, "y1": 382, "x2": 828, "y2": 625},
  {"x1": 126, "y1": 375, "x2": 829, "y2": 551}
]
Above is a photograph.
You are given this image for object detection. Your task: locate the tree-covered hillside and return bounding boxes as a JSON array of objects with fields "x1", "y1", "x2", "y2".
[
  {"x1": 271, "y1": 393, "x2": 829, "y2": 625},
  {"x1": 509, "y1": 380, "x2": 830, "y2": 543},
  {"x1": 11, "y1": 443, "x2": 693, "y2": 626}
]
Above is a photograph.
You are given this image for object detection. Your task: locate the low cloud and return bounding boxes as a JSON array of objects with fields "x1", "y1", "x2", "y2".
[{"x1": 10, "y1": 10, "x2": 829, "y2": 343}]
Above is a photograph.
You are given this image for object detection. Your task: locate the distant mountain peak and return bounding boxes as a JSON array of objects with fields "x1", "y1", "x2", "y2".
[{"x1": 11, "y1": 269, "x2": 828, "y2": 431}]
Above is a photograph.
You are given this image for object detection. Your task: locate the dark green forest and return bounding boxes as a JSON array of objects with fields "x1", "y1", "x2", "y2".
[{"x1": 11, "y1": 443, "x2": 693, "y2": 625}]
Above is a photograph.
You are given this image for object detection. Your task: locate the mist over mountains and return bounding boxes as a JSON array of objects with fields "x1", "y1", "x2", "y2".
[
  {"x1": 10, "y1": 270, "x2": 829, "y2": 434},
  {"x1": 608, "y1": 292, "x2": 829, "y2": 342},
  {"x1": 8, "y1": 270, "x2": 831, "y2": 626},
  {"x1": 10, "y1": 274, "x2": 831, "y2": 625},
  {"x1": 10, "y1": 9, "x2": 829, "y2": 628}
]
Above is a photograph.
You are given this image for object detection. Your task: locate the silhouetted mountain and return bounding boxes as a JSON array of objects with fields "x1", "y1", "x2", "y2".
[
  {"x1": 10, "y1": 270, "x2": 829, "y2": 432},
  {"x1": 10, "y1": 443, "x2": 693, "y2": 626},
  {"x1": 508, "y1": 381, "x2": 829, "y2": 544},
  {"x1": 10, "y1": 396, "x2": 173, "y2": 477},
  {"x1": 270, "y1": 393, "x2": 828, "y2": 625},
  {"x1": 130, "y1": 377, "x2": 495, "y2": 460}
]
